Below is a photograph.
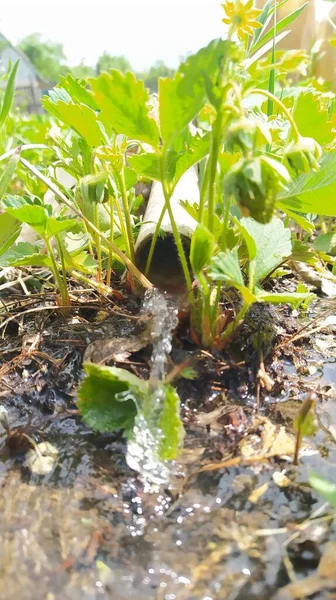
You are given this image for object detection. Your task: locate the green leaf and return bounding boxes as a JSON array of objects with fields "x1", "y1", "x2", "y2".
[
  {"x1": 190, "y1": 224, "x2": 215, "y2": 274},
  {"x1": 78, "y1": 363, "x2": 147, "y2": 433},
  {"x1": 179, "y1": 200, "x2": 199, "y2": 221},
  {"x1": 128, "y1": 151, "x2": 161, "y2": 181},
  {"x1": 46, "y1": 216, "x2": 78, "y2": 237},
  {"x1": 2, "y1": 196, "x2": 47, "y2": 236},
  {"x1": 0, "y1": 213, "x2": 21, "y2": 257},
  {"x1": 165, "y1": 128, "x2": 210, "y2": 189},
  {"x1": 309, "y1": 472, "x2": 336, "y2": 507},
  {"x1": 58, "y1": 73, "x2": 99, "y2": 110},
  {"x1": 90, "y1": 70, "x2": 159, "y2": 147},
  {"x1": 292, "y1": 92, "x2": 335, "y2": 146},
  {"x1": 158, "y1": 384, "x2": 184, "y2": 461},
  {"x1": 64, "y1": 249, "x2": 97, "y2": 274},
  {"x1": 0, "y1": 60, "x2": 19, "y2": 128},
  {"x1": 208, "y1": 248, "x2": 244, "y2": 288},
  {"x1": 0, "y1": 241, "x2": 52, "y2": 268},
  {"x1": 277, "y1": 152, "x2": 336, "y2": 216},
  {"x1": 42, "y1": 98, "x2": 103, "y2": 147},
  {"x1": 256, "y1": 291, "x2": 315, "y2": 304},
  {"x1": 159, "y1": 39, "x2": 229, "y2": 146},
  {"x1": 294, "y1": 395, "x2": 316, "y2": 437},
  {"x1": 233, "y1": 216, "x2": 257, "y2": 261},
  {"x1": 314, "y1": 232, "x2": 336, "y2": 257},
  {"x1": 0, "y1": 150, "x2": 20, "y2": 200},
  {"x1": 2, "y1": 196, "x2": 77, "y2": 239},
  {"x1": 240, "y1": 217, "x2": 292, "y2": 285},
  {"x1": 280, "y1": 206, "x2": 315, "y2": 235},
  {"x1": 291, "y1": 239, "x2": 316, "y2": 263}
]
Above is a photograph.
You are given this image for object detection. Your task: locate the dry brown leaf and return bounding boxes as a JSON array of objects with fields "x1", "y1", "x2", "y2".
[
  {"x1": 240, "y1": 417, "x2": 295, "y2": 458},
  {"x1": 83, "y1": 333, "x2": 149, "y2": 364}
]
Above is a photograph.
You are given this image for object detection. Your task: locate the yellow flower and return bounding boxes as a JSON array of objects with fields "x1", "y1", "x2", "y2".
[{"x1": 222, "y1": 0, "x2": 262, "y2": 40}]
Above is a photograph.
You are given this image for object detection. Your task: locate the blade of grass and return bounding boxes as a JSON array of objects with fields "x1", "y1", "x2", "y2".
[
  {"x1": 244, "y1": 31, "x2": 289, "y2": 69},
  {"x1": 0, "y1": 148, "x2": 20, "y2": 200},
  {"x1": 267, "y1": 0, "x2": 277, "y2": 118},
  {"x1": 248, "y1": 2, "x2": 308, "y2": 56},
  {"x1": 250, "y1": 0, "x2": 289, "y2": 48},
  {"x1": 0, "y1": 60, "x2": 19, "y2": 128}
]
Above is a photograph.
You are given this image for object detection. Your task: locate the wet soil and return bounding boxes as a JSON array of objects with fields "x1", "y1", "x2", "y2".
[{"x1": 0, "y1": 287, "x2": 335, "y2": 600}]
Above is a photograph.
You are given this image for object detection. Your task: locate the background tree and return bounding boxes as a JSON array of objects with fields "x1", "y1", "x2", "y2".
[
  {"x1": 71, "y1": 61, "x2": 95, "y2": 79},
  {"x1": 18, "y1": 33, "x2": 69, "y2": 82},
  {"x1": 139, "y1": 60, "x2": 174, "y2": 92},
  {"x1": 96, "y1": 52, "x2": 132, "y2": 74}
]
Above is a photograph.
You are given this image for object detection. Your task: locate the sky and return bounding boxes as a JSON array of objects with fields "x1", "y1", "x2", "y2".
[{"x1": 0, "y1": 0, "x2": 225, "y2": 70}]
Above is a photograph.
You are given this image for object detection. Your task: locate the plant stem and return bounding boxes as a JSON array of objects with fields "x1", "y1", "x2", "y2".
[
  {"x1": 198, "y1": 158, "x2": 210, "y2": 224},
  {"x1": 45, "y1": 237, "x2": 69, "y2": 306},
  {"x1": 20, "y1": 157, "x2": 153, "y2": 289},
  {"x1": 72, "y1": 270, "x2": 113, "y2": 295},
  {"x1": 293, "y1": 430, "x2": 301, "y2": 465},
  {"x1": 220, "y1": 195, "x2": 231, "y2": 252},
  {"x1": 117, "y1": 168, "x2": 135, "y2": 263},
  {"x1": 106, "y1": 196, "x2": 114, "y2": 287},
  {"x1": 144, "y1": 195, "x2": 167, "y2": 276},
  {"x1": 219, "y1": 301, "x2": 251, "y2": 346},
  {"x1": 55, "y1": 233, "x2": 70, "y2": 300},
  {"x1": 249, "y1": 88, "x2": 300, "y2": 141},
  {"x1": 207, "y1": 112, "x2": 223, "y2": 233},
  {"x1": 94, "y1": 204, "x2": 103, "y2": 283},
  {"x1": 161, "y1": 176, "x2": 195, "y2": 305}
]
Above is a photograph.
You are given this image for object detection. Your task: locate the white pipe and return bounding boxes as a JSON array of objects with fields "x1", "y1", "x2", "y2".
[{"x1": 134, "y1": 164, "x2": 200, "y2": 292}]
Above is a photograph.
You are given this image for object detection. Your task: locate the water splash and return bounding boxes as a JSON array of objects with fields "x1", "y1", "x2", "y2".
[
  {"x1": 142, "y1": 289, "x2": 179, "y2": 381},
  {"x1": 126, "y1": 289, "x2": 179, "y2": 486}
]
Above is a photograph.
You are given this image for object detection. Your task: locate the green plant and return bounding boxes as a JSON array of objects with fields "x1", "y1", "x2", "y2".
[
  {"x1": 309, "y1": 472, "x2": 336, "y2": 507},
  {"x1": 293, "y1": 394, "x2": 317, "y2": 465},
  {"x1": 78, "y1": 363, "x2": 184, "y2": 465}
]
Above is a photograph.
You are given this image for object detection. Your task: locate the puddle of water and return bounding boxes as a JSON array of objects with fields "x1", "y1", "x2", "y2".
[{"x1": 0, "y1": 298, "x2": 335, "y2": 599}]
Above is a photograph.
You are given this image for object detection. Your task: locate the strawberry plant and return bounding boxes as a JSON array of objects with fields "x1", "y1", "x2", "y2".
[{"x1": 1, "y1": 0, "x2": 336, "y2": 465}]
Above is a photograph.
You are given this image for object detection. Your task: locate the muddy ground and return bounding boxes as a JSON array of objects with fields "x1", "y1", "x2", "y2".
[{"x1": 0, "y1": 281, "x2": 335, "y2": 600}]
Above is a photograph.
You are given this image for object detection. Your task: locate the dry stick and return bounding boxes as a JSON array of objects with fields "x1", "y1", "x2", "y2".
[
  {"x1": 19, "y1": 157, "x2": 153, "y2": 290},
  {"x1": 275, "y1": 305, "x2": 336, "y2": 349}
]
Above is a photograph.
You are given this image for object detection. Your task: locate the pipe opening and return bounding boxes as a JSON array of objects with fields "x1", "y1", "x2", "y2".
[{"x1": 135, "y1": 234, "x2": 191, "y2": 294}]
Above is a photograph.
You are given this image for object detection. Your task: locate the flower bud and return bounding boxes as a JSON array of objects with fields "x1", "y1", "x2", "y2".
[
  {"x1": 225, "y1": 117, "x2": 271, "y2": 153},
  {"x1": 80, "y1": 172, "x2": 109, "y2": 204},
  {"x1": 285, "y1": 136, "x2": 322, "y2": 174},
  {"x1": 224, "y1": 155, "x2": 290, "y2": 223}
]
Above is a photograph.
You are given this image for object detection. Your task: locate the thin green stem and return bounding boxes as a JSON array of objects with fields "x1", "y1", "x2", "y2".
[
  {"x1": 220, "y1": 195, "x2": 231, "y2": 252},
  {"x1": 153, "y1": 151, "x2": 195, "y2": 304},
  {"x1": 117, "y1": 168, "x2": 135, "y2": 263},
  {"x1": 55, "y1": 233, "x2": 70, "y2": 301},
  {"x1": 162, "y1": 176, "x2": 195, "y2": 305},
  {"x1": 198, "y1": 158, "x2": 210, "y2": 224},
  {"x1": 207, "y1": 113, "x2": 223, "y2": 233},
  {"x1": 211, "y1": 282, "x2": 222, "y2": 340},
  {"x1": 94, "y1": 204, "x2": 103, "y2": 283},
  {"x1": 249, "y1": 88, "x2": 300, "y2": 141},
  {"x1": 219, "y1": 301, "x2": 251, "y2": 345},
  {"x1": 72, "y1": 270, "x2": 113, "y2": 295},
  {"x1": 45, "y1": 237, "x2": 69, "y2": 306},
  {"x1": 106, "y1": 195, "x2": 115, "y2": 287},
  {"x1": 115, "y1": 196, "x2": 131, "y2": 257},
  {"x1": 144, "y1": 195, "x2": 166, "y2": 276}
]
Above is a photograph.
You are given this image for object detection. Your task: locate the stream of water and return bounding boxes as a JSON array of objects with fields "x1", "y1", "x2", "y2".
[{"x1": 125, "y1": 289, "x2": 180, "y2": 486}]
